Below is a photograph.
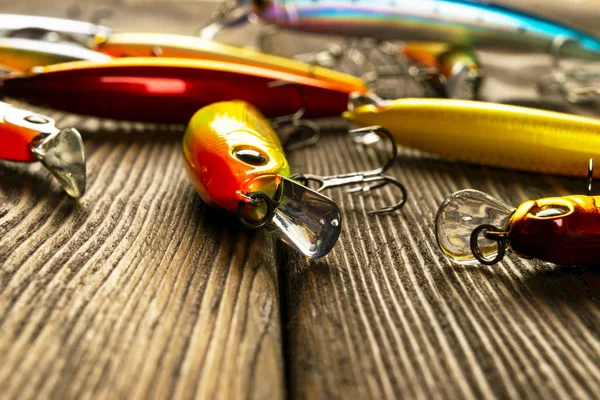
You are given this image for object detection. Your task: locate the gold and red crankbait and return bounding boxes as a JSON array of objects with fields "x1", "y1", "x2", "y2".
[
  {"x1": 182, "y1": 100, "x2": 407, "y2": 257},
  {"x1": 436, "y1": 174, "x2": 600, "y2": 266},
  {"x1": 0, "y1": 101, "x2": 85, "y2": 197}
]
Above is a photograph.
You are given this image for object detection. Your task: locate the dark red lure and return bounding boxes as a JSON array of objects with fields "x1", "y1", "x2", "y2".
[
  {"x1": 503, "y1": 195, "x2": 600, "y2": 265},
  {"x1": 2, "y1": 58, "x2": 366, "y2": 123}
]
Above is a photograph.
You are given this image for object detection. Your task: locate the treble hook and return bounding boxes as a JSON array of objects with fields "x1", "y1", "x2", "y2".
[
  {"x1": 198, "y1": 0, "x2": 252, "y2": 39},
  {"x1": 538, "y1": 36, "x2": 600, "y2": 104},
  {"x1": 267, "y1": 80, "x2": 321, "y2": 151},
  {"x1": 292, "y1": 126, "x2": 407, "y2": 214},
  {"x1": 539, "y1": 68, "x2": 600, "y2": 104},
  {"x1": 567, "y1": 86, "x2": 600, "y2": 104},
  {"x1": 550, "y1": 35, "x2": 580, "y2": 69}
]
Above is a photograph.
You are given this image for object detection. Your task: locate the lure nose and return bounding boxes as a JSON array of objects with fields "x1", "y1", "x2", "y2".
[
  {"x1": 238, "y1": 175, "x2": 342, "y2": 259},
  {"x1": 435, "y1": 190, "x2": 515, "y2": 265},
  {"x1": 237, "y1": 173, "x2": 282, "y2": 225}
]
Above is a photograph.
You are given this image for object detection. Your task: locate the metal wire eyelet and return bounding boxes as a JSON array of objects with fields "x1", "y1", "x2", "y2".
[
  {"x1": 236, "y1": 192, "x2": 276, "y2": 230},
  {"x1": 470, "y1": 224, "x2": 508, "y2": 265}
]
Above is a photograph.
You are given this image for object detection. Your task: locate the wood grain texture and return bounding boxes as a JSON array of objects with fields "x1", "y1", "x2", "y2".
[
  {"x1": 272, "y1": 4, "x2": 600, "y2": 399},
  {"x1": 0, "y1": 116, "x2": 284, "y2": 400},
  {"x1": 283, "y1": 133, "x2": 600, "y2": 399},
  {"x1": 2, "y1": 0, "x2": 600, "y2": 399}
]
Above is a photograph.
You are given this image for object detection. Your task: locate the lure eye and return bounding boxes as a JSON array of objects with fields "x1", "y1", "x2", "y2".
[
  {"x1": 233, "y1": 148, "x2": 269, "y2": 166},
  {"x1": 531, "y1": 204, "x2": 571, "y2": 218},
  {"x1": 24, "y1": 115, "x2": 50, "y2": 125}
]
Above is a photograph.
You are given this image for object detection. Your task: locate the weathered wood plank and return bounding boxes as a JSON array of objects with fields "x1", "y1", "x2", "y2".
[
  {"x1": 278, "y1": 4, "x2": 600, "y2": 398},
  {"x1": 0, "y1": 118, "x2": 284, "y2": 400},
  {"x1": 3, "y1": 0, "x2": 600, "y2": 399},
  {"x1": 0, "y1": 2, "x2": 284, "y2": 398},
  {"x1": 283, "y1": 132, "x2": 600, "y2": 399}
]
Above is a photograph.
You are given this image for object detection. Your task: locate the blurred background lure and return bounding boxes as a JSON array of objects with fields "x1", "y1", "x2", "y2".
[
  {"x1": 0, "y1": 37, "x2": 110, "y2": 72},
  {"x1": 0, "y1": 13, "x2": 111, "y2": 46},
  {"x1": 230, "y1": 0, "x2": 600, "y2": 60},
  {"x1": 201, "y1": 0, "x2": 600, "y2": 101},
  {"x1": 93, "y1": 32, "x2": 365, "y2": 90},
  {"x1": 400, "y1": 43, "x2": 484, "y2": 99}
]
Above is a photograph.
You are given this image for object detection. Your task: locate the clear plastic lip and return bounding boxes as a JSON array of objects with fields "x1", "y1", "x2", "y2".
[
  {"x1": 435, "y1": 189, "x2": 515, "y2": 265},
  {"x1": 30, "y1": 127, "x2": 86, "y2": 198},
  {"x1": 266, "y1": 176, "x2": 342, "y2": 259}
]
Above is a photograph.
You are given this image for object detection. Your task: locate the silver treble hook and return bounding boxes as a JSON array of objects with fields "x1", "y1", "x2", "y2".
[
  {"x1": 538, "y1": 36, "x2": 600, "y2": 104},
  {"x1": 198, "y1": 0, "x2": 252, "y2": 39},
  {"x1": 267, "y1": 80, "x2": 321, "y2": 151},
  {"x1": 292, "y1": 126, "x2": 407, "y2": 214}
]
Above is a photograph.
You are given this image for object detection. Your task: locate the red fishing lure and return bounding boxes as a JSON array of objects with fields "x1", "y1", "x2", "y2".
[
  {"x1": 2, "y1": 58, "x2": 366, "y2": 123},
  {"x1": 436, "y1": 188, "x2": 600, "y2": 266}
]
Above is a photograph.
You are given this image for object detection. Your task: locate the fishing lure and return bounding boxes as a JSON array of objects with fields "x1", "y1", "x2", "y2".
[
  {"x1": 0, "y1": 101, "x2": 85, "y2": 197},
  {"x1": 0, "y1": 14, "x2": 365, "y2": 101},
  {"x1": 0, "y1": 13, "x2": 111, "y2": 47},
  {"x1": 435, "y1": 181, "x2": 600, "y2": 266},
  {"x1": 401, "y1": 43, "x2": 484, "y2": 99},
  {"x1": 223, "y1": 0, "x2": 600, "y2": 60},
  {"x1": 182, "y1": 100, "x2": 406, "y2": 257},
  {"x1": 93, "y1": 32, "x2": 364, "y2": 92},
  {"x1": 0, "y1": 37, "x2": 111, "y2": 72},
  {"x1": 0, "y1": 19, "x2": 364, "y2": 96},
  {"x1": 1, "y1": 58, "x2": 366, "y2": 123},
  {"x1": 344, "y1": 93, "x2": 600, "y2": 178}
]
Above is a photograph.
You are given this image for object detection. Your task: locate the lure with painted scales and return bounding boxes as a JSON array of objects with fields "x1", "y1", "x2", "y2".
[
  {"x1": 0, "y1": 101, "x2": 85, "y2": 198},
  {"x1": 1, "y1": 57, "x2": 366, "y2": 123},
  {"x1": 229, "y1": 0, "x2": 600, "y2": 60},
  {"x1": 183, "y1": 100, "x2": 407, "y2": 257},
  {"x1": 344, "y1": 93, "x2": 600, "y2": 178}
]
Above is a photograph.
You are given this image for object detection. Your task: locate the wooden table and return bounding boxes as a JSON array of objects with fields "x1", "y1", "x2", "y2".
[{"x1": 1, "y1": 1, "x2": 600, "y2": 399}]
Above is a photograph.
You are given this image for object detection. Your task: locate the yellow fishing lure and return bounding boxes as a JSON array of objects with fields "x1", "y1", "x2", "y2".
[
  {"x1": 344, "y1": 95, "x2": 600, "y2": 177},
  {"x1": 94, "y1": 32, "x2": 365, "y2": 93}
]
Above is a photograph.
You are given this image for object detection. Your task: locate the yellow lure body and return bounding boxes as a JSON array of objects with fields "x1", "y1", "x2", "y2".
[
  {"x1": 95, "y1": 32, "x2": 365, "y2": 93},
  {"x1": 0, "y1": 37, "x2": 111, "y2": 72},
  {"x1": 344, "y1": 98, "x2": 600, "y2": 177},
  {"x1": 183, "y1": 100, "x2": 290, "y2": 215}
]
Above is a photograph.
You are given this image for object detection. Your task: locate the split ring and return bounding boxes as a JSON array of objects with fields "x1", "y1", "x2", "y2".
[
  {"x1": 236, "y1": 192, "x2": 276, "y2": 230},
  {"x1": 470, "y1": 224, "x2": 507, "y2": 265}
]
